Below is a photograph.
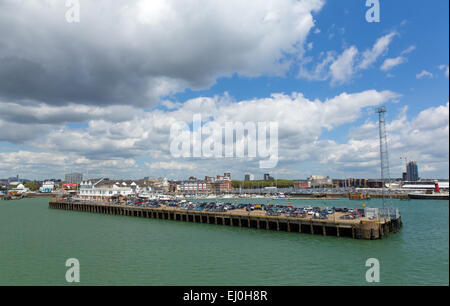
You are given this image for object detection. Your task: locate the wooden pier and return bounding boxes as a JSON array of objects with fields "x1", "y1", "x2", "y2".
[{"x1": 49, "y1": 200, "x2": 402, "y2": 240}]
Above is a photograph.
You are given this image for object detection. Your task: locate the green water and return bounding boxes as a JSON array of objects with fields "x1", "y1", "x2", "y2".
[{"x1": 0, "y1": 197, "x2": 448, "y2": 286}]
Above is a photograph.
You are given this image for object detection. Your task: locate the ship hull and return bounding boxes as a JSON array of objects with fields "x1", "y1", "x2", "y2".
[{"x1": 408, "y1": 193, "x2": 449, "y2": 200}]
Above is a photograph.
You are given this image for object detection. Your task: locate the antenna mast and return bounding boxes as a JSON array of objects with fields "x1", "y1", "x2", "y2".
[{"x1": 376, "y1": 106, "x2": 392, "y2": 209}]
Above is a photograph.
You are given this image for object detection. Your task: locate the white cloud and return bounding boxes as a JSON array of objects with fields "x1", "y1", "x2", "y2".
[
  {"x1": 416, "y1": 70, "x2": 433, "y2": 79},
  {"x1": 358, "y1": 32, "x2": 397, "y2": 70},
  {"x1": 330, "y1": 46, "x2": 358, "y2": 85},
  {"x1": 300, "y1": 32, "x2": 398, "y2": 85},
  {"x1": 322, "y1": 102, "x2": 449, "y2": 177},
  {"x1": 401, "y1": 45, "x2": 416, "y2": 55},
  {"x1": 0, "y1": 102, "x2": 141, "y2": 125},
  {"x1": 380, "y1": 45, "x2": 415, "y2": 72},
  {"x1": 299, "y1": 52, "x2": 335, "y2": 81},
  {"x1": 0, "y1": 151, "x2": 138, "y2": 179},
  {"x1": 381, "y1": 56, "x2": 407, "y2": 72},
  {"x1": 3, "y1": 92, "x2": 447, "y2": 179},
  {"x1": 0, "y1": 89, "x2": 399, "y2": 179},
  {"x1": 0, "y1": 0, "x2": 325, "y2": 107}
]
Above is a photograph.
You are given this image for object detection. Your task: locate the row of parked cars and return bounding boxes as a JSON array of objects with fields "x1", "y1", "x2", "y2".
[{"x1": 117, "y1": 198, "x2": 365, "y2": 220}]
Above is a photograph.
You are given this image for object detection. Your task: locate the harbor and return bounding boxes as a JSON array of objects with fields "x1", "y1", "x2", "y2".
[
  {"x1": 49, "y1": 198, "x2": 402, "y2": 240},
  {"x1": 1, "y1": 196, "x2": 446, "y2": 286}
]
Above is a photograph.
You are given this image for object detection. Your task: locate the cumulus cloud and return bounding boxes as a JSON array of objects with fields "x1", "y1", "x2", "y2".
[
  {"x1": 2, "y1": 91, "x2": 447, "y2": 179},
  {"x1": 300, "y1": 32, "x2": 397, "y2": 85},
  {"x1": 0, "y1": 89, "x2": 399, "y2": 178},
  {"x1": 0, "y1": 0, "x2": 324, "y2": 107},
  {"x1": 0, "y1": 150, "x2": 138, "y2": 179},
  {"x1": 326, "y1": 102, "x2": 449, "y2": 177},
  {"x1": 0, "y1": 120, "x2": 53, "y2": 144},
  {"x1": 416, "y1": 70, "x2": 433, "y2": 79}
]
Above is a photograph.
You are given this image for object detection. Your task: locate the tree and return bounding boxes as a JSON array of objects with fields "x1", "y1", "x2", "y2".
[{"x1": 24, "y1": 181, "x2": 38, "y2": 191}]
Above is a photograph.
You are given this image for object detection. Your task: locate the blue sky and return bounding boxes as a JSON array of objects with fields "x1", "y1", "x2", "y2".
[
  {"x1": 173, "y1": 0, "x2": 449, "y2": 115},
  {"x1": 0, "y1": 0, "x2": 448, "y2": 180}
]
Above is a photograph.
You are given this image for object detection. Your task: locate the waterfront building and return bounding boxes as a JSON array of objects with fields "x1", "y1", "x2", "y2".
[
  {"x1": 65, "y1": 173, "x2": 83, "y2": 184},
  {"x1": 152, "y1": 178, "x2": 170, "y2": 192},
  {"x1": 335, "y1": 178, "x2": 369, "y2": 188},
  {"x1": 177, "y1": 180, "x2": 213, "y2": 194},
  {"x1": 169, "y1": 183, "x2": 179, "y2": 193},
  {"x1": 406, "y1": 161, "x2": 419, "y2": 181},
  {"x1": 9, "y1": 183, "x2": 30, "y2": 194},
  {"x1": 216, "y1": 173, "x2": 231, "y2": 182},
  {"x1": 204, "y1": 176, "x2": 216, "y2": 182},
  {"x1": 293, "y1": 180, "x2": 311, "y2": 189},
  {"x1": 214, "y1": 180, "x2": 232, "y2": 193},
  {"x1": 367, "y1": 179, "x2": 383, "y2": 188},
  {"x1": 39, "y1": 181, "x2": 55, "y2": 193},
  {"x1": 307, "y1": 175, "x2": 333, "y2": 187},
  {"x1": 78, "y1": 180, "x2": 138, "y2": 201}
]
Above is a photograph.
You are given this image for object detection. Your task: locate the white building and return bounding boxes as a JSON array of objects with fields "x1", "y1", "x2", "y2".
[
  {"x1": 307, "y1": 175, "x2": 333, "y2": 187},
  {"x1": 78, "y1": 180, "x2": 138, "y2": 201},
  {"x1": 39, "y1": 181, "x2": 55, "y2": 193},
  {"x1": 9, "y1": 183, "x2": 30, "y2": 194}
]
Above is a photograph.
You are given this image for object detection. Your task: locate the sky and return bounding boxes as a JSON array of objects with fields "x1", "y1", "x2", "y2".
[{"x1": 0, "y1": 0, "x2": 448, "y2": 181}]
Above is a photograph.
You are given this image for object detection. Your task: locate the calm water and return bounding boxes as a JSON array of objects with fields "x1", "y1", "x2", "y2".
[{"x1": 0, "y1": 197, "x2": 448, "y2": 286}]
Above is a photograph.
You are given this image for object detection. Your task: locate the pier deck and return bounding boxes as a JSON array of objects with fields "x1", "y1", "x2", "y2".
[{"x1": 49, "y1": 200, "x2": 402, "y2": 240}]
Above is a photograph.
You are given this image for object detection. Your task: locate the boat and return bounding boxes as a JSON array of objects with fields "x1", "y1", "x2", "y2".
[
  {"x1": 137, "y1": 192, "x2": 158, "y2": 200},
  {"x1": 349, "y1": 192, "x2": 371, "y2": 200},
  {"x1": 408, "y1": 182, "x2": 449, "y2": 200},
  {"x1": 408, "y1": 193, "x2": 449, "y2": 200},
  {"x1": 275, "y1": 192, "x2": 287, "y2": 199}
]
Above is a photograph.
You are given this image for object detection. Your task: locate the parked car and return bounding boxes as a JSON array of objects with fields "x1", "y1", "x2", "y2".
[{"x1": 340, "y1": 214, "x2": 355, "y2": 220}]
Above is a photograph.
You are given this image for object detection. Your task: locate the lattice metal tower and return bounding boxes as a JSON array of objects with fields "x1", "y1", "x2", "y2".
[{"x1": 376, "y1": 106, "x2": 392, "y2": 208}]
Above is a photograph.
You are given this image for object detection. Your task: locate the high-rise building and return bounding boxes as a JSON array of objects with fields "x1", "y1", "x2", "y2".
[
  {"x1": 244, "y1": 174, "x2": 254, "y2": 181},
  {"x1": 264, "y1": 173, "x2": 274, "y2": 181},
  {"x1": 406, "y1": 161, "x2": 419, "y2": 181},
  {"x1": 65, "y1": 173, "x2": 83, "y2": 184}
]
